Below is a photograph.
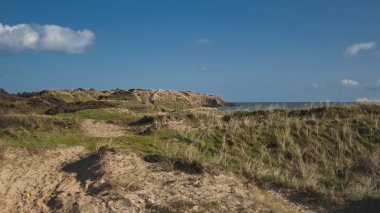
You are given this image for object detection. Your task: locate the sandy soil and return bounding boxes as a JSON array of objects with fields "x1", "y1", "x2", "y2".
[
  {"x1": 0, "y1": 147, "x2": 314, "y2": 212},
  {"x1": 81, "y1": 119, "x2": 126, "y2": 137},
  {"x1": 0, "y1": 147, "x2": 109, "y2": 212}
]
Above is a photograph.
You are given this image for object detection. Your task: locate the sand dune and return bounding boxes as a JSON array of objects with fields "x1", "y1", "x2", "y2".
[{"x1": 0, "y1": 147, "x2": 313, "y2": 212}]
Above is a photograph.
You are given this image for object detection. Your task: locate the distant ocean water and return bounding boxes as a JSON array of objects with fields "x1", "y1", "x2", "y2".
[{"x1": 218, "y1": 102, "x2": 354, "y2": 112}]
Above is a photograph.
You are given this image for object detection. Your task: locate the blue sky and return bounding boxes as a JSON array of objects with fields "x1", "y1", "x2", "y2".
[{"x1": 1, "y1": 0, "x2": 380, "y2": 102}]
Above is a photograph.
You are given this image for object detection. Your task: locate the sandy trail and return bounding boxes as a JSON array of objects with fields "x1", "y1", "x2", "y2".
[
  {"x1": 0, "y1": 147, "x2": 314, "y2": 212},
  {"x1": 81, "y1": 119, "x2": 126, "y2": 137}
]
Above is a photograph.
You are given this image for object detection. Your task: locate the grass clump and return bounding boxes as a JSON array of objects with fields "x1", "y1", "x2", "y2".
[{"x1": 0, "y1": 128, "x2": 104, "y2": 150}]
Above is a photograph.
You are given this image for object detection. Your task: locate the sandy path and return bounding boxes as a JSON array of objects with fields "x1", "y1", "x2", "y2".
[
  {"x1": 0, "y1": 147, "x2": 314, "y2": 212},
  {"x1": 81, "y1": 119, "x2": 125, "y2": 137}
]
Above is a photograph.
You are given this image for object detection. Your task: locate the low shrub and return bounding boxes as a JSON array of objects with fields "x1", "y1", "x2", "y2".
[{"x1": 45, "y1": 101, "x2": 116, "y2": 115}]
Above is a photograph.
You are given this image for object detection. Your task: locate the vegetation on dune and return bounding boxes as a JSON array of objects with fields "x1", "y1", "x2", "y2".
[
  {"x1": 188, "y1": 105, "x2": 380, "y2": 204},
  {"x1": 112, "y1": 104, "x2": 380, "y2": 210},
  {"x1": 17, "y1": 88, "x2": 103, "y2": 103},
  {"x1": 57, "y1": 108, "x2": 133, "y2": 120},
  {"x1": 45, "y1": 101, "x2": 117, "y2": 115},
  {"x1": 1, "y1": 88, "x2": 226, "y2": 115},
  {"x1": 1, "y1": 88, "x2": 379, "y2": 211}
]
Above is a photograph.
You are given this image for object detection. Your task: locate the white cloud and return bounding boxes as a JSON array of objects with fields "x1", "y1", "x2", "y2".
[
  {"x1": 341, "y1": 79, "x2": 359, "y2": 87},
  {"x1": 0, "y1": 22, "x2": 95, "y2": 53},
  {"x1": 344, "y1": 42, "x2": 376, "y2": 56},
  {"x1": 195, "y1": 38, "x2": 210, "y2": 45}
]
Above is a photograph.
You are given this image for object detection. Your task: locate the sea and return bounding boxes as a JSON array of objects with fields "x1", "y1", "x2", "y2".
[{"x1": 217, "y1": 102, "x2": 354, "y2": 112}]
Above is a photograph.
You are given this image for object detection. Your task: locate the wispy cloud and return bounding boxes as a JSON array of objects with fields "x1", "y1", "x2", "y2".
[
  {"x1": 0, "y1": 22, "x2": 95, "y2": 54},
  {"x1": 344, "y1": 42, "x2": 376, "y2": 56},
  {"x1": 341, "y1": 79, "x2": 359, "y2": 87},
  {"x1": 195, "y1": 38, "x2": 210, "y2": 45},
  {"x1": 312, "y1": 83, "x2": 325, "y2": 89},
  {"x1": 198, "y1": 65, "x2": 219, "y2": 72}
]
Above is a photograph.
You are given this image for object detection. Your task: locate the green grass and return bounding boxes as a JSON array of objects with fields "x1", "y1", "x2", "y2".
[
  {"x1": 0, "y1": 113, "x2": 108, "y2": 151},
  {"x1": 110, "y1": 129, "x2": 179, "y2": 153},
  {"x1": 0, "y1": 114, "x2": 77, "y2": 130},
  {"x1": 56, "y1": 108, "x2": 133, "y2": 120},
  {"x1": 0, "y1": 128, "x2": 107, "y2": 151}
]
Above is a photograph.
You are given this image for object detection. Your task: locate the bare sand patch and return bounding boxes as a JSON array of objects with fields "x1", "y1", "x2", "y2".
[
  {"x1": 0, "y1": 147, "x2": 314, "y2": 212},
  {"x1": 81, "y1": 119, "x2": 125, "y2": 137}
]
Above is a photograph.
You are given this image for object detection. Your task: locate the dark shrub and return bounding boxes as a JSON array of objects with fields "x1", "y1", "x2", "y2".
[
  {"x1": 129, "y1": 116, "x2": 155, "y2": 126},
  {"x1": 45, "y1": 101, "x2": 116, "y2": 115}
]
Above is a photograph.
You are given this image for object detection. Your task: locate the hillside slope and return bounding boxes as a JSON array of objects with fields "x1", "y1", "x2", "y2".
[{"x1": 0, "y1": 88, "x2": 228, "y2": 114}]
